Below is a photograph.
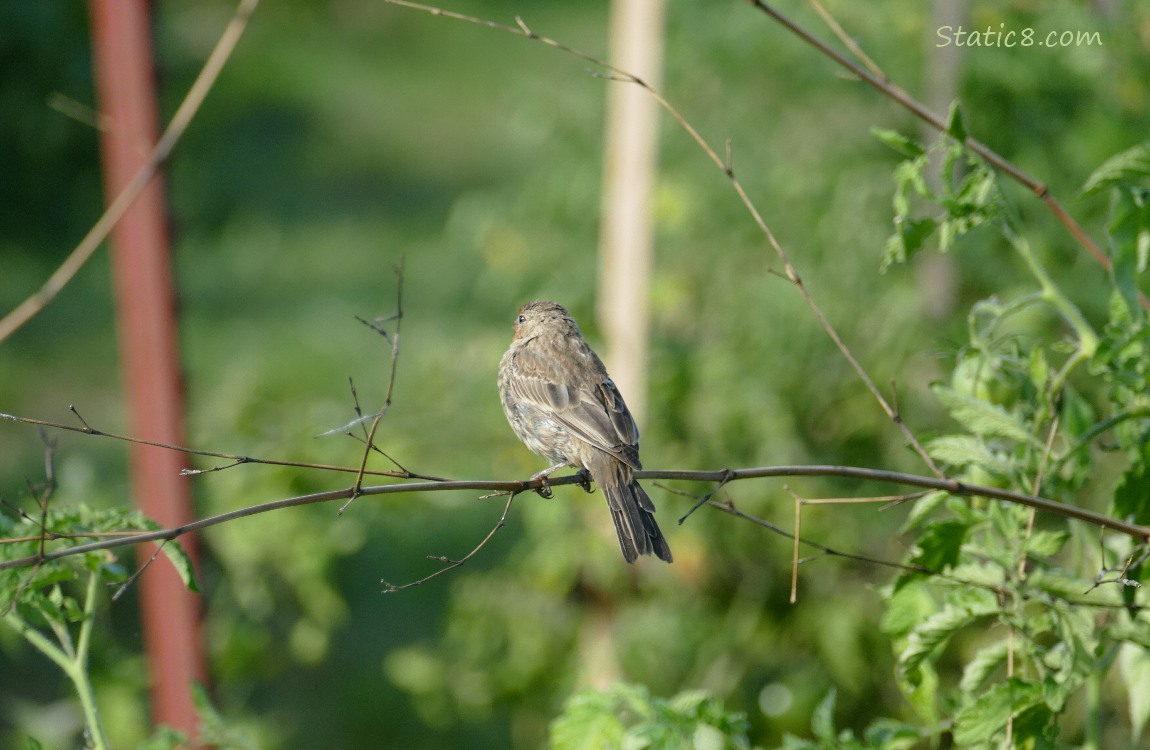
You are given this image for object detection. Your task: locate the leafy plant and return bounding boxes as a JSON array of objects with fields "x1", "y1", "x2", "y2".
[
  {"x1": 0, "y1": 503, "x2": 252, "y2": 749},
  {"x1": 549, "y1": 683, "x2": 756, "y2": 750},
  {"x1": 874, "y1": 121, "x2": 1150, "y2": 747},
  {"x1": 770, "y1": 690, "x2": 919, "y2": 750}
]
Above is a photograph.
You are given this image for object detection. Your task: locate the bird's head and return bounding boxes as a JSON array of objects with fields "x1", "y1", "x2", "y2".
[{"x1": 512, "y1": 300, "x2": 581, "y2": 340}]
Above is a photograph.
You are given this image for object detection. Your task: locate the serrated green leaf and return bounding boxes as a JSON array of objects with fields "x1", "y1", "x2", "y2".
[
  {"x1": 872, "y1": 128, "x2": 925, "y2": 158},
  {"x1": 949, "y1": 562, "x2": 1007, "y2": 590},
  {"x1": 945, "y1": 101, "x2": 968, "y2": 143},
  {"x1": 882, "y1": 218, "x2": 938, "y2": 270},
  {"x1": 1080, "y1": 141, "x2": 1150, "y2": 196},
  {"x1": 931, "y1": 383, "x2": 1036, "y2": 444},
  {"x1": 550, "y1": 691, "x2": 627, "y2": 750},
  {"x1": 924, "y1": 434, "x2": 995, "y2": 468},
  {"x1": 959, "y1": 639, "x2": 1010, "y2": 693},
  {"x1": 988, "y1": 500, "x2": 1021, "y2": 542},
  {"x1": 881, "y1": 581, "x2": 935, "y2": 638},
  {"x1": 953, "y1": 678, "x2": 1044, "y2": 745},
  {"x1": 910, "y1": 520, "x2": 967, "y2": 572},
  {"x1": 1026, "y1": 568, "x2": 1092, "y2": 600},
  {"x1": 1024, "y1": 530, "x2": 1070, "y2": 558},
  {"x1": 901, "y1": 490, "x2": 949, "y2": 533},
  {"x1": 899, "y1": 602, "x2": 996, "y2": 683},
  {"x1": 1010, "y1": 702, "x2": 1059, "y2": 748}
]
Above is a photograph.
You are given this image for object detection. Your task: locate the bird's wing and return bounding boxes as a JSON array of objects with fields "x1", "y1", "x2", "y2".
[{"x1": 506, "y1": 343, "x2": 641, "y2": 468}]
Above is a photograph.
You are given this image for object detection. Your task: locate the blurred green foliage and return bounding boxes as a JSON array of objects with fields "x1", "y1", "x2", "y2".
[{"x1": 2, "y1": 0, "x2": 1149, "y2": 748}]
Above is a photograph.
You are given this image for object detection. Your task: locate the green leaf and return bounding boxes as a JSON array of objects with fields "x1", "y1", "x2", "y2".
[
  {"x1": 872, "y1": 128, "x2": 925, "y2": 158},
  {"x1": 881, "y1": 581, "x2": 935, "y2": 638},
  {"x1": 1024, "y1": 530, "x2": 1070, "y2": 558},
  {"x1": 1109, "y1": 619, "x2": 1150, "y2": 650},
  {"x1": 862, "y1": 718, "x2": 921, "y2": 750},
  {"x1": 1029, "y1": 347, "x2": 1049, "y2": 392},
  {"x1": 959, "y1": 639, "x2": 1010, "y2": 693},
  {"x1": 899, "y1": 602, "x2": 996, "y2": 684},
  {"x1": 1119, "y1": 644, "x2": 1150, "y2": 737},
  {"x1": 1107, "y1": 187, "x2": 1150, "y2": 319},
  {"x1": 137, "y1": 726, "x2": 189, "y2": 750},
  {"x1": 810, "y1": 689, "x2": 837, "y2": 742},
  {"x1": 953, "y1": 678, "x2": 1044, "y2": 745},
  {"x1": 909, "y1": 520, "x2": 967, "y2": 572},
  {"x1": 931, "y1": 383, "x2": 1036, "y2": 444},
  {"x1": 948, "y1": 563, "x2": 1007, "y2": 590},
  {"x1": 128, "y1": 517, "x2": 201, "y2": 593},
  {"x1": 1026, "y1": 568, "x2": 1093, "y2": 601},
  {"x1": 1010, "y1": 702, "x2": 1059, "y2": 748},
  {"x1": 945, "y1": 101, "x2": 968, "y2": 143},
  {"x1": 1080, "y1": 141, "x2": 1150, "y2": 196},
  {"x1": 550, "y1": 690, "x2": 627, "y2": 750},
  {"x1": 1113, "y1": 444, "x2": 1150, "y2": 525},
  {"x1": 900, "y1": 490, "x2": 949, "y2": 533},
  {"x1": 924, "y1": 435, "x2": 996, "y2": 468},
  {"x1": 882, "y1": 218, "x2": 937, "y2": 270}
]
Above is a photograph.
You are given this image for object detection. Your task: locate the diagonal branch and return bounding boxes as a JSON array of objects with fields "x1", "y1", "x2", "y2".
[
  {"x1": 0, "y1": 0, "x2": 261, "y2": 344},
  {"x1": 748, "y1": 0, "x2": 1150, "y2": 312}
]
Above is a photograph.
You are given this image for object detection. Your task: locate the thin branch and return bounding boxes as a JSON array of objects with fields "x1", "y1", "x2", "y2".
[
  {"x1": 0, "y1": 411, "x2": 417, "y2": 480},
  {"x1": 805, "y1": 0, "x2": 884, "y2": 81},
  {"x1": 0, "y1": 0, "x2": 262, "y2": 343},
  {"x1": 746, "y1": 0, "x2": 1149, "y2": 312},
  {"x1": 342, "y1": 258, "x2": 406, "y2": 513},
  {"x1": 111, "y1": 540, "x2": 168, "y2": 601},
  {"x1": 2, "y1": 463, "x2": 1146, "y2": 572}
]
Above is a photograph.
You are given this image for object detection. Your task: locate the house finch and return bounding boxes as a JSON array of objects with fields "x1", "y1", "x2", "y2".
[{"x1": 498, "y1": 300, "x2": 673, "y2": 563}]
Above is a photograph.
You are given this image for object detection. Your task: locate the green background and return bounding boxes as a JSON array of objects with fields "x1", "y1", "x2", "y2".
[{"x1": 1, "y1": 0, "x2": 1146, "y2": 747}]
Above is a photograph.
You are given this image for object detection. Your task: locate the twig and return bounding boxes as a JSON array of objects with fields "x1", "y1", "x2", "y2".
[
  {"x1": 342, "y1": 258, "x2": 406, "y2": 514},
  {"x1": 381, "y1": 491, "x2": 516, "y2": 592},
  {"x1": 806, "y1": 0, "x2": 884, "y2": 81},
  {"x1": 111, "y1": 540, "x2": 168, "y2": 601},
  {"x1": 677, "y1": 468, "x2": 733, "y2": 524},
  {"x1": 0, "y1": 0, "x2": 262, "y2": 343},
  {"x1": 0, "y1": 411, "x2": 422, "y2": 480}
]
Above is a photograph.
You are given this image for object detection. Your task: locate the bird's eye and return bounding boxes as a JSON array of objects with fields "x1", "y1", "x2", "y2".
[{"x1": 517, "y1": 314, "x2": 526, "y2": 324}]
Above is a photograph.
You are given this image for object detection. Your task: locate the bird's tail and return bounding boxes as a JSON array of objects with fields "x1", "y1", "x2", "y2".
[{"x1": 599, "y1": 465, "x2": 673, "y2": 564}]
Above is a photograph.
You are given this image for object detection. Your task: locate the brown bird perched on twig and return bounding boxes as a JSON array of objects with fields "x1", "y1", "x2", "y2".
[{"x1": 498, "y1": 300, "x2": 673, "y2": 563}]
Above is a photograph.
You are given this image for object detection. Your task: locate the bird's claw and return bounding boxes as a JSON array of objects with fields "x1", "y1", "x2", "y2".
[
  {"x1": 575, "y1": 468, "x2": 594, "y2": 494},
  {"x1": 534, "y1": 473, "x2": 553, "y2": 499}
]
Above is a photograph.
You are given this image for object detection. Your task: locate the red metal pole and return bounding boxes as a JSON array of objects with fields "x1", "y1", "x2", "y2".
[{"x1": 88, "y1": 0, "x2": 207, "y2": 738}]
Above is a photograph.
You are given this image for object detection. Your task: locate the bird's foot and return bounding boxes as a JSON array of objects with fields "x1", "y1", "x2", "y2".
[
  {"x1": 529, "y1": 463, "x2": 567, "y2": 499},
  {"x1": 575, "y1": 467, "x2": 594, "y2": 494}
]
